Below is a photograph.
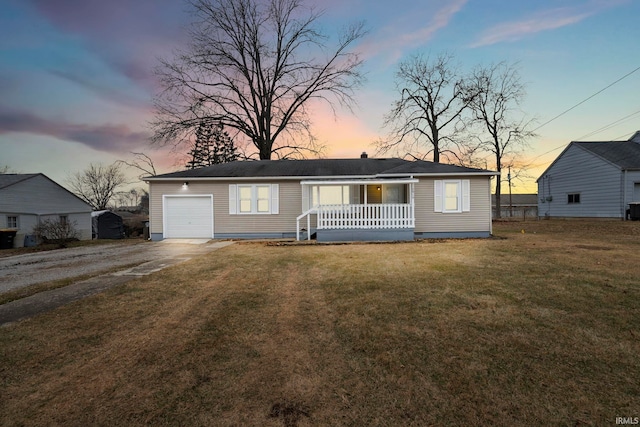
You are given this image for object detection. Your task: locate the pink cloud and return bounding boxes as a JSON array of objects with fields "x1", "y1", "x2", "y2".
[
  {"x1": 358, "y1": 0, "x2": 467, "y2": 64},
  {"x1": 470, "y1": 1, "x2": 629, "y2": 48}
]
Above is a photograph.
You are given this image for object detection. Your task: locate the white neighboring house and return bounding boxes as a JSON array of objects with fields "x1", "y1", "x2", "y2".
[
  {"x1": 146, "y1": 156, "x2": 498, "y2": 242},
  {"x1": 537, "y1": 131, "x2": 640, "y2": 219},
  {"x1": 0, "y1": 174, "x2": 92, "y2": 247}
]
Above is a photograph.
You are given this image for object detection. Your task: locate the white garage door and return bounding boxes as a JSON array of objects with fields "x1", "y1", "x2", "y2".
[{"x1": 163, "y1": 195, "x2": 214, "y2": 239}]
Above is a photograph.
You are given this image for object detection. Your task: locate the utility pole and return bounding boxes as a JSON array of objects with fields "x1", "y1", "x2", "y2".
[{"x1": 508, "y1": 166, "x2": 513, "y2": 218}]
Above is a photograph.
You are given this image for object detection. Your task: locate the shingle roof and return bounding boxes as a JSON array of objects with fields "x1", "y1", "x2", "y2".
[
  {"x1": 575, "y1": 141, "x2": 640, "y2": 169},
  {"x1": 0, "y1": 174, "x2": 39, "y2": 190},
  {"x1": 148, "y1": 158, "x2": 494, "y2": 179}
]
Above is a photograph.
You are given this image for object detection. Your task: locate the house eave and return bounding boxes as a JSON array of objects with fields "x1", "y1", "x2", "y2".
[
  {"x1": 146, "y1": 174, "x2": 382, "y2": 182},
  {"x1": 378, "y1": 172, "x2": 498, "y2": 177},
  {"x1": 146, "y1": 171, "x2": 496, "y2": 182}
]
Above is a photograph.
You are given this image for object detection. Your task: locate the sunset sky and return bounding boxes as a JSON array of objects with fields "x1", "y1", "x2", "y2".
[{"x1": 2, "y1": 0, "x2": 639, "y2": 194}]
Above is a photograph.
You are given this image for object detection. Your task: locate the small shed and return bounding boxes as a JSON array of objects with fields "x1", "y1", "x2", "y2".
[{"x1": 91, "y1": 210, "x2": 124, "y2": 239}]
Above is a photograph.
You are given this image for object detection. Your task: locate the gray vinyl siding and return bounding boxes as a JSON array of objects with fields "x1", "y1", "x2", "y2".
[
  {"x1": 150, "y1": 176, "x2": 494, "y2": 238},
  {"x1": 625, "y1": 171, "x2": 640, "y2": 203},
  {"x1": 538, "y1": 145, "x2": 623, "y2": 218},
  {"x1": 149, "y1": 180, "x2": 301, "y2": 236},
  {"x1": 414, "y1": 176, "x2": 492, "y2": 233},
  {"x1": 0, "y1": 175, "x2": 92, "y2": 244}
]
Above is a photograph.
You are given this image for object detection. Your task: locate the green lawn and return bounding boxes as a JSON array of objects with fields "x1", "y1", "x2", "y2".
[{"x1": 1, "y1": 220, "x2": 639, "y2": 426}]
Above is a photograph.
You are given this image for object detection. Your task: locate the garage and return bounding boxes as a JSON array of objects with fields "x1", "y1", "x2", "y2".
[{"x1": 163, "y1": 195, "x2": 214, "y2": 239}]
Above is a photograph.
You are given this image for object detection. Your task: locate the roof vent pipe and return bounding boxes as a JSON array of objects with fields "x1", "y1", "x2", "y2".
[{"x1": 360, "y1": 152, "x2": 368, "y2": 158}]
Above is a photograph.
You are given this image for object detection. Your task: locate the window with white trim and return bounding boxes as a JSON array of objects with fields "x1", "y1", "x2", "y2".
[
  {"x1": 7, "y1": 215, "x2": 18, "y2": 228},
  {"x1": 434, "y1": 180, "x2": 470, "y2": 213},
  {"x1": 311, "y1": 185, "x2": 350, "y2": 207},
  {"x1": 444, "y1": 181, "x2": 460, "y2": 211},
  {"x1": 229, "y1": 184, "x2": 279, "y2": 214}
]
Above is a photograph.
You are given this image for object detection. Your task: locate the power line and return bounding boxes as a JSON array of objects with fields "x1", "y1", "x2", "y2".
[
  {"x1": 523, "y1": 116, "x2": 638, "y2": 172},
  {"x1": 532, "y1": 65, "x2": 640, "y2": 133},
  {"x1": 613, "y1": 130, "x2": 635, "y2": 141},
  {"x1": 522, "y1": 67, "x2": 640, "y2": 169},
  {"x1": 520, "y1": 144, "x2": 567, "y2": 170},
  {"x1": 575, "y1": 109, "x2": 640, "y2": 140}
]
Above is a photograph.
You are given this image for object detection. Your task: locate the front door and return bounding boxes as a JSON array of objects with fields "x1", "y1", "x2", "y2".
[{"x1": 383, "y1": 184, "x2": 405, "y2": 204}]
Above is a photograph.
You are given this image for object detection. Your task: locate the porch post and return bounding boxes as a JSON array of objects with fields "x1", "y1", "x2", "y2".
[
  {"x1": 410, "y1": 182, "x2": 415, "y2": 227},
  {"x1": 364, "y1": 185, "x2": 368, "y2": 228}
]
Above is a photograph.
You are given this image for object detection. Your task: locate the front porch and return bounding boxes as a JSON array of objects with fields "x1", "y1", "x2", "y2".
[{"x1": 296, "y1": 178, "x2": 417, "y2": 241}]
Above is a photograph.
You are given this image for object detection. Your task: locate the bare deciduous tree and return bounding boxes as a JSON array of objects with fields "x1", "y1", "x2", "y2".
[
  {"x1": 118, "y1": 152, "x2": 158, "y2": 180},
  {"x1": 468, "y1": 62, "x2": 536, "y2": 218},
  {"x1": 377, "y1": 52, "x2": 478, "y2": 163},
  {"x1": 67, "y1": 163, "x2": 126, "y2": 211},
  {"x1": 151, "y1": 0, "x2": 366, "y2": 160}
]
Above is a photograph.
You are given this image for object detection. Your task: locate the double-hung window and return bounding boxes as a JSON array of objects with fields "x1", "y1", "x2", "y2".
[
  {"x1": 434, "y1": 180, "x2": 470, "y2": 213},
  {"x1": 229, "y1": 184, "x2": 279, "y2": 214},
  {"x1": 7, "y1": 215, "x2": 18, "y2": 228}
]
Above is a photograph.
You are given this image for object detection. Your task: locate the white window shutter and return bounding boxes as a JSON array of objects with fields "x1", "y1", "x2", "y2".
[
  {"x1": 434, "y1": 180, "x2": 443, "y2": 212},
  {"x1": 271, "y1": 184, "x2": 279, "y2": 214},
  {"x1": 462, "y1": 180, "x2": 470, "y2": 212},
  {"x1": 301, "y1": 184, "x2": 310, "y2": 211},
  {"x1": 229, "y1": 184, "x2": 237, "y2": 214}
]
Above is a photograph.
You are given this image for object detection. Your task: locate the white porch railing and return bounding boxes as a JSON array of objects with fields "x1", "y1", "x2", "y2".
[
  {"x1": 317, "y1": 203, "x2": 414, "y2": 230},
  {"x1": 296, "y1": 208, "x2": 316, "y2": 241}
]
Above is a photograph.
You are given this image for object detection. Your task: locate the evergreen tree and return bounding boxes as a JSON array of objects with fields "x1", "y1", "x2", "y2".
[{"x1": 187, "y1": 122, "x2": 238, "y2": 169}]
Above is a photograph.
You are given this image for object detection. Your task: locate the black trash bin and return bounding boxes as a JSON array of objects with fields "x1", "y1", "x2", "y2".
[
  {"x1": 629, "y1": 202, "x2": 640, "y2": 221},
  {"x1": 0, "y1": 230, "x2": 17, "y2": 249}
]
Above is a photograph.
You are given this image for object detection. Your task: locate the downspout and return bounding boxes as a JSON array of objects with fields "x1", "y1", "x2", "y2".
[
  {"x1": 36, "y1": 214, "x2": 42, "y2": 243},
  {"x1": 546, "y1": 175, "x2": 552, "y2": 218},
  {"x1": 488, "y1": 177, "x2": 493, "y2": 235},
  {"x1": 623, "y1": 169, "x2": 628, "y2": 220}
]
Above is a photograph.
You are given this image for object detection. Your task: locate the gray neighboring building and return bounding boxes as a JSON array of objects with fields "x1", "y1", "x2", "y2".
[
  {"x1": 537, "y1": 131, "x2": 640, "y2": 219},
  {"x1": 0, "y1": 174, "x2": 92, "y2": 247}
]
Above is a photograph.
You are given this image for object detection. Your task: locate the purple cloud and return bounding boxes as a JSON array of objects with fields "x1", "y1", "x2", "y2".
[
  {"x1": 27, "y1": 0, "x2": 189, "y2": 92},
  {"x1": 49, "y1": 69, "x2": 150, "y2": 110},
  {"x1": 0, "y1": 108, "x2": 151, "y2": 153}
]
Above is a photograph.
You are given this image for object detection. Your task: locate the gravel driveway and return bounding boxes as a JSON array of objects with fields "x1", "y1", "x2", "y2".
[{"x1": 0, "y1": 240, "x2": 218, "y2": 294}]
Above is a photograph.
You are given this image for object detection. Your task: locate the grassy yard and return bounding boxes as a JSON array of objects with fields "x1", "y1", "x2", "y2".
[{"x1": 1, "y1": 220, "x2": 639, "y2": 426}]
